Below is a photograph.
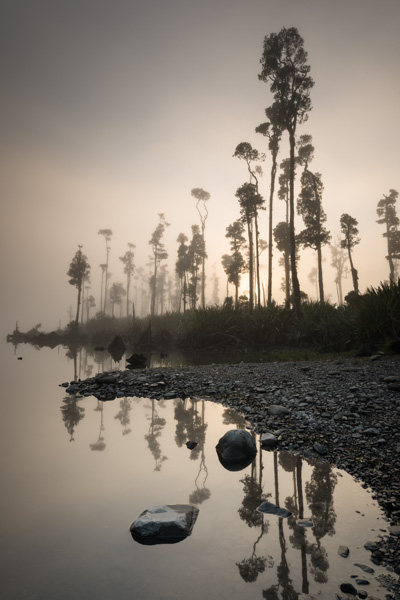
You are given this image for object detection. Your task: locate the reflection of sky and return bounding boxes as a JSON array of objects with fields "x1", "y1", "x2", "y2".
[{"x1": 1, "y1": 342, "x2": 390, "y2": 599}]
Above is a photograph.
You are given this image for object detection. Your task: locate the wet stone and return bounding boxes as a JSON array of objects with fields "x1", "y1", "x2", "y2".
[{"x1": 338, "y1": 545, "x2": 350, "y2": 558}]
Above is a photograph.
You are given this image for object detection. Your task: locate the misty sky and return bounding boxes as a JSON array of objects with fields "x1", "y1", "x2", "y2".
[{"x1": 1, "y1": 0, "x2": 399, "y2": 334}]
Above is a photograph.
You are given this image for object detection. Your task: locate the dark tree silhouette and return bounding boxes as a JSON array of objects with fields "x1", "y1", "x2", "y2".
[
  {"x1": 176, "y1": 232, "x2": 190, "y2": 312},
  {"x1": 109, "y1": 282, "x2": 126, "y2": 317},
  {"x1": 234, "y1": 142, "x2": 265, "y2": 308},
  {"x1": 119, "y1": 243, "x2": 135, "y2": 318},
  {"x1": 98, "y1": 229, "x2": 113, "y2": 313},
  {"x1": 191, "y1": 188, "x2": 210, "y2": 308},
  {"x1": 223, "y1": 220, "x2": 247, "y2": 306},
  {"x1": 67, "y1": 245, "x2": 90, "y2": 330},
  {"x1": 61, "y1": 396, "x2": 85, "y2": 441},
  {"x1": 149, "y1": 213, "x2": 170, "y2": 317},
  {"x1": 340, "y1": 213, "x2": 360, "y2": 294},
  {"x1": 256, "y1": 103, "x2": 283, "y2": 306},
  {"x1": 376, "y1": 189, "x2": 400, "y2": 282},
  {"x1": 235, "y1": 182, "x2": 265, "y2": 311},
  {"x1": 187, "y1": 224, "x2": 206, "y2": 309},
  {"x1": 273, "y1": 221, "x2": 292, "y2": 305},
  {"x1": 259, "y1": 27, "x2": 314, "y2": 316},
  {"x1": 296, "y1": 135, "x2": 331, "y2": 302}
]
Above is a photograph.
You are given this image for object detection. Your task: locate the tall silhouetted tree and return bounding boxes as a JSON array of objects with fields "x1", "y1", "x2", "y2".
[
  {"x1": 296, "y1": 135, "x2": 331, "y2": 302},
  {"x1": 191, "y1": 188, "x2": 210, "y2": 308},
  {"x1": 109, "y1": 282, "x2": 126, "y2": 317},
  {"x1": 67, "y1": 245, "x2": 90, "y2": 329},
  {"x1": 86, "y1": 293, "x2": 96, "y2": 321},
  {"x1": 340, "y1": 213, "x2": 360, "y2": 294},
  {"x1": 120, "y1": 243, "x2": 135, "y2": 318},
  {"x1": 149, "y1": 213, "x2": 170, "y2": 317},
  {"x1": 256, "y1": 102, "x2": 283, "y2": 306},
  {"x1": 235, "y1": 182, "x2": 265, "y2": 311},
  {"x1": 259, "y1": 27, "x2": 314, "y2": 316},
  {"x1": 223, "y1": 220, "x2": 247, "y2": 306},
  {"x1": 176, "y1": 233, "x2": 190, "y2": 312},
  {"x1": 187, "y1": 224, "x2": 206, "y2": 309},
  {"x1": 234, "y1": 142, "x2": 265, "y2": 308},
  {"x1": 376, "y1": 189, "x2": 400, "y2": 282},
  {"x1": 274, "y1": 221, "x2": 291, "y2": 306},
  {"x1": 98, "y1": 229, "x2": 113, "y2": 312},
  {"x1": 330, "y1": 234, "x2": 348, "y2": 305}
]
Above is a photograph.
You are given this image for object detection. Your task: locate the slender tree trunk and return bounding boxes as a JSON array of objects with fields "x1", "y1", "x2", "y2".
[
  {"x1": 296, "y1": 457, "x2": 309, "y2": 594},
  {"x1": 254, "y1": 212, "x2": 261, "y2": 308},
  {"x1": 309, "y1": 170, "x2": 325, "y2": 302},
  {"x1": 247, "y1": 220, "x2": 254, "y2": 311},
  {"x1": 100, "y1": 270, "x2": 104, "y2": 314},
  {"x1": 347, "y1": 246, "x2": 359, "y2": 294},
  {"x1": 201, "y1": 225, "x2": 206, "y2": 309},
  {"x1": 74, "y1": 282, "x2": 82, "y2": 329},
  {"x1": 317, "y1": 244, "x2": 324, "y2": 302},
  {"x1": 268, "y1": 151, "x2": 278, "y2": 306},
  {"x1": 386, "y1": 219, "x2": 395, "y2": 282},
  {"x1": 289, "y1": 131, "x2": 301, "y2": 316}
]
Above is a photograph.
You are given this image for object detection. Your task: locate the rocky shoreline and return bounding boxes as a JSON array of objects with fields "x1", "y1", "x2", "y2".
[{"x1": 63, "y1": 354, "x2": 400, "y2": 594}]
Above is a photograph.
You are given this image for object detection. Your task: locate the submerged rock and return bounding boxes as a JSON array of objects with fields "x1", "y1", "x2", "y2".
[
  {"x1": 257, "y1": 501, "x2": 292, "y2": 518},
  {"x1": 130, "y1": 504, "x2": 199, "y2": 545}
]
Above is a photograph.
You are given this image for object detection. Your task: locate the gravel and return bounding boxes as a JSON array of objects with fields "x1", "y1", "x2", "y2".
[{"x1": 62, "y1": 354, "x2": 400, "y2": 592}]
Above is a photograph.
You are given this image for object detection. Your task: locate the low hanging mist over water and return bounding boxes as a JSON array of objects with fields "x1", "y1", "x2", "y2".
[{"x1": 1, "y1": 341, "x2": 394, "y2": 599}]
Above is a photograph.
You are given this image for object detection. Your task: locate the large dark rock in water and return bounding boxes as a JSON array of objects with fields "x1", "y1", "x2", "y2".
[
  {"x1": 126, "y1": 352, "x2": 147, "y2": 368},
  {"x1": 216, "y1": 429, "x2": 257, "y2": 471},
  {"x1": 107, "y1": 335, "x2": 126, "y2": 362},
  {"x1": 130, "y1": 504, "x2": 199, "y2": 545}
]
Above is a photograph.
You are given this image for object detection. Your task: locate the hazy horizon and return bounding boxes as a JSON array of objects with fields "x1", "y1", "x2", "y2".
[{"x1": 1, "y1": 0, "x2": 399, "y2": 335}]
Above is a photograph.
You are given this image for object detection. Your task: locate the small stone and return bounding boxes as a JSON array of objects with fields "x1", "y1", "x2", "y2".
[
  {"x1": 355, "y1": 579, "x2": 370, "y2": 585},
  {"x1": 338, "y1": 545, "x2": 350, "y2": 557},
  {"x1": 297, "y1": 519, "x2": 313, "y2": 527},
  {"x1": 260, "y1": 433, "x2": 278, "y2": 448},
  {"x1": 354, "y1": 563, "x2": 374, "y2": 574},
  {"x1": 186, "y1": 441, "x2": 198, "y2": 450},
  {"x1": 339, "y1": 582, "x2": 357, "y2": 595},
  {"x1": 389, "y1": 525, "x2": 400, "y2": 537},
  {"x1": 267, "y1": 405, "x2": 289, "y2": 417},
  {"x1": 313, "y1": 442, "x2": 327, "y2": 455}
]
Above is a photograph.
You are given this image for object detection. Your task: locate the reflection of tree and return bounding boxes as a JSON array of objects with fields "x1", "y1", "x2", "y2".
[
  {"x1": 173, "y1": 398, "x2": 207, "y2": 461},
  {"x1": 90, "y1": 401, "x2": 106, "y2": 451},
  {"x1": 65, "y1": 344, "x2": 80, "y2": 381},
  {"x1": 61, "y1": 395, "x2": 85, "y2": 441},
  {"x1": 114, "y1": 397, "x2": 132, "y2": 435},
  {"x1": 144, "y1": 399, "x2": 167, "y2": 470},
  {"x1": 188, "y1": 401, "x2": 210, "y2": 505},
  {"x1": 262, "y1": 452, "x2": 297, "y2": 600},
  {"x1": 281, "y1": 454, "x2": 337, "y2": 592},
  {"x1": 222, "y1": 407, "x2": 247, "y2": 428},
  {"x1": 306, "y1": 461, "x2": 337, "y2": 584},
  {"x1": 237, "y1": 443, "x2": 273, "y2": 583}
]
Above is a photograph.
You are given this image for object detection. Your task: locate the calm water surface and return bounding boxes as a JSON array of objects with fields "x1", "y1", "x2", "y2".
[{"x1": 1, "y1": 342, "x2": 391, "y2": 599}]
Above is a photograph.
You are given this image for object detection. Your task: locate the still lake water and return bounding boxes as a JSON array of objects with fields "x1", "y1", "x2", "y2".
[{"x1": 1, "y1": 342, "x2": 392, "y2": 599}]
